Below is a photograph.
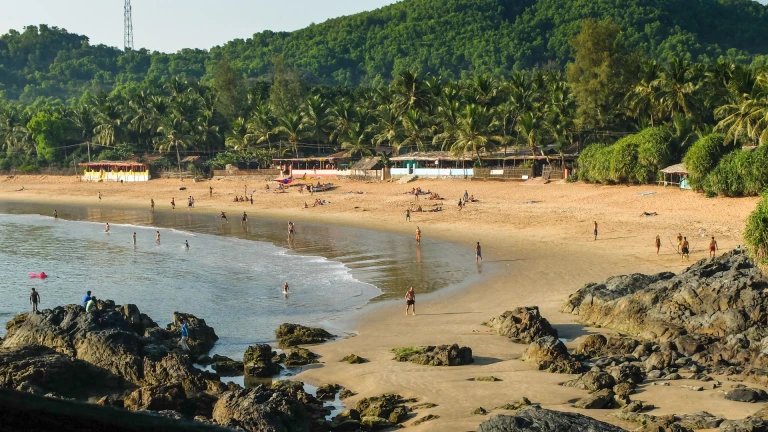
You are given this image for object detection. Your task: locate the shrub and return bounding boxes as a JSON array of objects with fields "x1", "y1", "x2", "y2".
[
  {"x1": 703, "y1": 146, "x2": 768, "y2": 197},
  {"x1": 683, "y1": 134, "x2": 730, "y2": 191},
  {"x1": 577, "y1": 143, "x2": 613, "y2": 183},
  {"x1": 745, "y1": 191, "x2": 768, "y2": 268},
  {"x1": 578, "y1": 128, "x2": 672, "y2": 185}
]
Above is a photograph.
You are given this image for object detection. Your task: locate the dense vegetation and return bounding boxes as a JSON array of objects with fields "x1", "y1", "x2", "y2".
[{"x1": 1, "y1": 0, "x2": 768, "y2": 101}]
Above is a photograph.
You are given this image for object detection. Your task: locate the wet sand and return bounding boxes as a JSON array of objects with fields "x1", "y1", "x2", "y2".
[{"x1": 0, "y1": 174, "x2": 763, "y2": 430}]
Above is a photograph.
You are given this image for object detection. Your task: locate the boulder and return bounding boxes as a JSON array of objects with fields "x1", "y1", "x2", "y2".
[
  {"x1": 315, "y1": 384, "x2": 340, "y2": 400},
  {"x1": 284, "y1": 348, "x2": 319, "y2": 367},
  {"x1": 521, "y1": 336, "x2": 584, "y2": 374},
  {"x1": 356, "y1": 394, "x2": 409, "y2": 424},
  {"x1": 243, "y1": 344, "x2": 282, "y2": 377},
  {"x1": 608, "y1": 363, "x2": 645, "y2": 387},
  {"x1": 360, "y1": 416, "x2": 396, "y2": 431},
  {"x1": 719, "y1": 406, "x2": 768, "y2": 431},
  {"x1": 563, "y1": 371, "x2": 616, "y2": 392},
  {"x1": 574, "y1": 389, "x2": 615, "y2": 409},
  {"x1": 166, "y1": 313, "x2": 218, "y2": 357},
  {"x1": 0, "y1": 345, "x2": 123, "y2": 398},
  {"x1": 645, "y1": 351, "x2": 679, "y2": 372},
  {"x1": 725, "y1": 388, "x2": 768, "y2": 403},
  {"x1": 574, "y1": 334, "x2": 607, "y2": 358},
  {"x1": 392, "y1": 344, "x2": 473, "y2": 366},
  {"x1": 340, "y1": 354, "x2": 367, "y2": 364},
  {"x1": 142, "y1": 353, "x2": 225, "y2": 395},
  {"x1": 212, "y1": 386, "x2": 311, "y2": 432},
  {"x1": 477, "y1": 406, "x2": 626, "y2": 431},
  {"x1": 483, "y1": 306, "x2": 558, "y2": 344},
  {"x1": 124, "y1": 383, "x2": 186, "y2": 412},
  {"x1": 210, "y1": 354, "x2": 244, "y2": 376},
  {"x1": 275, "y1": 323, "x2": 334, "y2": 347}
]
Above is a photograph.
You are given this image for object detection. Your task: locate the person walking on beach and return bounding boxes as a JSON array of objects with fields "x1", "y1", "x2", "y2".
[
  {"x1": 415, "y1": 226, "x2": 421, "y2": 244},
  {"x1": 250, "y1": 194, "x2": 253, "y2": 205},
  {"x1": 463, "y1": 190, "x2": 469, "y2": 202},
  {"x1": 458, "y1": 199, "x2": 463, "y2": 211},
  {"x1": 53, "y1": 209, "x2": 58, "y2": 219},
  {"x1": 209, "y1": 186, "x2": 213, "y2": 197},
  {"x1": 288, "y1": 221, "x2": 295, "y2": 236},
  {"x1": 105, "y1": 223, "x2": 110, "y2": 233},
  {"x1": 709, "y1": 236, "x2": 718, "y2": 258},
  {"x1": 151, "y1": 199, "x2": 155, "y2": 212},
  {"x1": 405, "y1": 287, "x2": 416, "y2": 316},
  {"x1": 405, "y1": 209, "x2": 410, "y2": 222},
  {"x1": 184, "y1": 240, "x2": 190, "y2": 249},
  {"x1": 171, "y1": 198, "x2": 175, "y2": 210},
  {"x1": 681, "y1": 237, "x2": 690, "y2": 261},
  {"x1": 180, "y1": 320, "x2": 191, "y2": 351},
  {"x1": 82, "y1": 291, "x2": 92, "y2": 307},
  {"x1": 132, "y1": 232, "x2": 137, "y2": 245},
  {"x1": 98, "y1": 192, "x2": 102, "y2": 201},
  {"x1": 155, "y1": 231, "x2": 161, "y2": 244},
  {"x1": 242, "y1": 212, "x2": 248, "y2": 224},
  {"x1": 221, "y1": 211, "x2": 228, "y2": 223},
  {"x1": 676, "y1": 233, "x2": 683, "y2": 253},
  {"x1": 30, "y1": 288, "x2": 40, "y2": 313},
  {"x1": 593, "y1": 221, "x2": 598, "y2": 241},
  {"x1": 655, "y1": 235, "x2": 661, "y2": 255},
  {"x1": 476, "y1": 242, "x2": 482, "y2": 263}
]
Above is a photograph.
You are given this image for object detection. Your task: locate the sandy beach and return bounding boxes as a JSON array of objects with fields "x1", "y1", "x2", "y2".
[{"x1": 0, "y1": 174, "x2": 763, "y2": 430}]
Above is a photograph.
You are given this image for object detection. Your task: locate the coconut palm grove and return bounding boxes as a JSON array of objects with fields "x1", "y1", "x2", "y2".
[{"x1": 1, "y1": 0, "x2": 768, "y2": 197}]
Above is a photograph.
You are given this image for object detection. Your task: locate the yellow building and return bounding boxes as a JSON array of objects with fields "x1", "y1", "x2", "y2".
[{"x1": 79, "y1": 162, "x2": 150, "y2": 182}]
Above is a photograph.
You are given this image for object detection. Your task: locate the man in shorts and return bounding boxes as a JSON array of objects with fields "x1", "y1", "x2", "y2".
[
  {"x1": 681, "y1": 237, "x2": 690, "y2": 261},
  {"x1": 405, "y1": 287, "x2": 416, "y2": 316},
  {"x1": 30, "y1": 288, "x2": 40, "y2": 313},
  {"x1": 709, "y1": 236, "x2": 718, "y2": 258}
]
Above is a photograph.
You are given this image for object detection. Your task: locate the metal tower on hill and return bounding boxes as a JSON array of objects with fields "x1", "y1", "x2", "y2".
[{"x1": 124, "y1": 0, "x2": 134, "y2": 50}]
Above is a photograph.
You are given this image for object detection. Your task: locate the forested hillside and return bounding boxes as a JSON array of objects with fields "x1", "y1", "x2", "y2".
[{"x1": 1, "y1": 0, "x2": 767, "y2": 101}]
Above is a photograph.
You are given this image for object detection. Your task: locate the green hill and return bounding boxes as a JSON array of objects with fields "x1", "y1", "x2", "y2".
[{"x1": 1, "y1": 0, "x2": 767, "y2": 101}]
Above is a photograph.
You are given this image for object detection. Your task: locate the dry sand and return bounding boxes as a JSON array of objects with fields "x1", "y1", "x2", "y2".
[{"x1": 0, "y1": 174, "x2": 764, "y2": 430}]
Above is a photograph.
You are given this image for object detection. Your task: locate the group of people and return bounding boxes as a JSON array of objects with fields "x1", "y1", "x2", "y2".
[{"x1": 233, "y1": 195, "x2": 253, "y2": 204}]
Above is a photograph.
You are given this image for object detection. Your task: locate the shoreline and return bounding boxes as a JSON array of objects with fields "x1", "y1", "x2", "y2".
[{"x1": 1, "y1": 175, "x2": 764, "y2": 430}]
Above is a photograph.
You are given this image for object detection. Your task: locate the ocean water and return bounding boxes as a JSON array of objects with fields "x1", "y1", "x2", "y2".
[{"x1": 0, "y1": 201, "x2": 476, "y2": 360}]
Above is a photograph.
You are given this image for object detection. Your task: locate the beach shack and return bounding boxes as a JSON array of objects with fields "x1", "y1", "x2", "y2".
[
  {"x1": 660, "y1": 163, "x2": 691, "y2": 189},
  {"x1": 390, "y1": 151, "x2": 474, "y2": 178},
  {"x1": 79, "y1": 161, "x2": 150, "y2": 182},
  {"x1": 273, "y1": 150, "x2": 352, "y2": 177}
]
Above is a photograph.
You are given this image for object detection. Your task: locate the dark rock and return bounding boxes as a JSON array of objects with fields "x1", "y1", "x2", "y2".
[
  {"x1": 142, "y1": 353, "x2": 225, "y2": 395},
  {"x1": 477, "y1": 406, "x2": 626, "y2": 431},
  {"x1": 316, "y1": 384, "x2": 340, "y2": 400},
  {"x1": 284, "y1": 348, "x2": 319, "y2": 367},
  {"x1": 360, "y1": 416, "x2": 396, "y2": 431},
  {"x1": 339, "y1": 388, "x2": 356, "y2": 399},
  {"x1": 483, "y1": 306, "x2": 558, "y2": 344},
  {"x1": 212, "y1": 386, "x2": 311, "y2": 432},
  {"x1": 563, "y1": 371, "x2": 616, "y2": 392},
  {"x1": 0, "y1": 345, "x2": 124, "y2": 398},
  {"x1": 495, "y1": 398, "x2": 532, "y2": 411},
  {"x1": 124, "y1": 383, "x2": 186, "y2": 412},
  {"x1": 725, "y1": 388, "x2": 768, "y2": 403},
  {"x1": 356, "y1": 393, "x2": 409, "y2": 424},
  {"x1": 472, "y1": 376, "x2": 503, "y2": 382},
  {"x1": 522, "y1": 336, "x2": 584, "y2": 374},
  {"x1": 243, "y1": 344, "x2": 282, "y2": 377},
  {"x1": 645, "y1": 351, "x2": 679, "y2": 372},
  {"x1": 574, "y1": 389, "x2": 615, "y2": 409},
  {"x1": 719, "y1": 406, "x2": 768, "y2": 431},
  {"x1": 275, "y1": 323, "x2": 334, "y2": 347},
  {"x1": 474, "y1": 407, "x2": 488, "y2": 415},
  {"x1": 166, "y1": 313, "x2": 218, "y2": 357},
  {"x1": 196, "y1": 355, "x2": 213, "y2": 365},
  {"x1": 413, "y1": 414, "x2": 439, "y2": 425},
  {"x1": 392, "y1": 344, "x2": 474, "y2": 366},
  {"x1": 210, "y1": 354, "x2": 244, "y2": 377},
  {"x1": 608, "y1": 363, "x2": 644, "y2": 387},
  {"x1": 340, "y1": 354, "x2": 367, "y2": 364},
  {"x1": 676, "y1": 411, "x2": 724, "y2": 429},
  {"x1": 574, "y1": 334, "x2": 607, "y2": 358},
  {"x1": 411, "y1": 402, "x2": 437, "y2": 410}
]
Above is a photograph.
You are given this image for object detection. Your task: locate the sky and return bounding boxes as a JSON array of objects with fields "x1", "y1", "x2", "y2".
[{"x1": 0, "y1": 0, "x2": 400, "y2": 53}]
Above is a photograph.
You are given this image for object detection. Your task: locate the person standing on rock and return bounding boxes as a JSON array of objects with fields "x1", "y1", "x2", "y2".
[
  {"x1": 681, "y1": 237, "x2": 690, "y2": 261},
  {"x1": 405, "y1": 287, "x2": 416, "y2": 316},
  {"x1": 180, "y1": 320, "x2": 191, "y2": 351},
  {"x1": 655, "y1": 235, "x2": 661, "y2": 255},
  {"x1": 709, "y1": 236, "x2": 718, "y2": 258},
  {"x1": 29, "y1": 288, "x2": 40, "y2": 313}
]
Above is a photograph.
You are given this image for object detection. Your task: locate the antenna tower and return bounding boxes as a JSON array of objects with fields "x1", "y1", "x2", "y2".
[{"x1": 124, "y1": 0, "x2": 134, "y2": 50}]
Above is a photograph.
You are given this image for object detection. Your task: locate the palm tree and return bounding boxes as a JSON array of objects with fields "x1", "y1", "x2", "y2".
[
  {"x1": 625, "y1": 60, "x2": 661, "y2": 126},
  {"x1": 68, "y1": 103, "x2": 96, "y2": 161},
  {"x1": 302, "y1": 95, "x2": 329, "y2": 151},
  {"x1": 328, "y1": 99, "x2": 354, "y2": 144},
  {"x1": 371, "y1": 104, "x2": 404, "y2": 152},
  {"x1": 449, "y1": 105, "x2": 503, "y2": 162},
  {"x1": 400, "y1": 109, "x2": 432, "y2": 153},
  {"x1": 392, "y1": 70, "x2": 431, "y2": 114},
  {"x1": 92, "y1": 95, "x2": 125, "y2": 148},
  {"x1": 273, "y1": 112, "x2": 309, "y2": 157},
  {"x1": 225, "y1": 117, "x2": 252, "y2": 151},
  {"x1": 653, "y1": 58, "x2": 703, "y2": 123},
  {"x1": 517, "y1": 109, "x2": 546, "y2": 157},
  {"x1": 246, "y1": 104, "x2": 274, "y2": 151},
  {"x1": 154, "y1": 114, "x2": 193, "y2": 172}
]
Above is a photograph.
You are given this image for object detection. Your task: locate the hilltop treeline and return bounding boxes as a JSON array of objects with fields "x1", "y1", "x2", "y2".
[{"x1": 1, "y1": 0, "x2": 768, "y2": 101}]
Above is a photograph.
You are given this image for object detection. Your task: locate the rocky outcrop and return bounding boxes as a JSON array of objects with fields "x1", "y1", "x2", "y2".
[
  {"x1": 209, "y1": 355, "x2": 243, "y2": 376},
  {"x1": 356, "y1": 393, "x2": 410, "y2": 424},
  {"x1": 243, "y1": 344, "x2": 282, "y2": 377},
  {"x1": 166, "y1": 313, "x2": 218, "y2": 356},
  {"x1": 392, "y1": 344, "x2": 474, "y2": 366},
  {"x1": 341, "y1": 354, "x2": 367, "y2": 364},
  {"x1": 483, "y1": 306, "x2": 558, "y2": 344},
  {"x1": 574, "y1": 388, "x2": 615, "y2": 409},
  {"x1": 315, "y1": 384, "x2": 340, "y2": 400},
  {"x1": 719, "y1": 406, "x2": 768, "y2": 431},
  {"x1": 725, "y1": 387, "x2": 768, "y2": 403},
  {"x1": 477, "y1": 406, "x2": 626, "y2": 432},
  {"x1": 142, "y1": 353, "x2": 225, "y2": 395},
  {"x1": 0, "y1": 345, "x2": 123, "y2": 398},
  {"x1": 124, "y1": 383, "x2": 187, "y2": 412},
  {"x1": 275, "y1": 323, "x2": 334, "y2": 347},
  {"x1": 563, "y1": 370, "x2": 616, "y2": 392},
  {"x1": 212, "y1": 386, "x2": 311, "y2": 432},
  {"x1": 284, "y1": 348, "x2": 319, "y2": 367},
  {"x1": 521, "y1": 336, "x2": 584, "y2": 374}
]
